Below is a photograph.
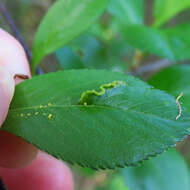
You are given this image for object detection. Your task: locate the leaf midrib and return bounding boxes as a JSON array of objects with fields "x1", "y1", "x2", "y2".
[{"x1": 8, "y1": 104, "x2": 185, "y2": 125}]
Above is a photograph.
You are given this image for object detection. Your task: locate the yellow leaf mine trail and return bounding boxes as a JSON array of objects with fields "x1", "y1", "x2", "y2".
[{"x1": 176, "y1": 92, "x2": 183, "y2": 120}]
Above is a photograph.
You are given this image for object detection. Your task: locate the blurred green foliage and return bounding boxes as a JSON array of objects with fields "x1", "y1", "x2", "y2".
[
  {"x1": 122, "y1": 149, "x2": 190, "y2": 190},
  {"x1": 1, "y1": 0, "x2": 190, "y2": 190}
]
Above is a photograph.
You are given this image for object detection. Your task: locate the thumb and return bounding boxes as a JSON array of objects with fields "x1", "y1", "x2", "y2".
[
  {"x1": 0, "y1": 66, "x2": 15, "y2": 127},
  {"x1": 0, "y1": 28, "x2": 38, "y2": 169}
]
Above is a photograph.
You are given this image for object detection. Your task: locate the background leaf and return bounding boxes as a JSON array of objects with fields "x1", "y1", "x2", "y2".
[
  {"x1": 122, "y1": 23, "x2": 190, "y2": 61},
  {"x1": 56, "y1": 34, "x2": 132, "y2": 72},
  {"x1": 56, "y1": 47, "x2": 85, "y2": 70},
  {"x1": 96, "y1": 174, "x2": 129, "y2": 190},
  {"x1": 122, "y1": 149, "x2": 190, "y2": 190},
  {"x1": 75, "y1": 167, "x2": 96, "y2": 177},
  {"x1": 2, "y1": 70, "x2": 190, "y2": 169},
  {"x1": 108, "y1": 0, "x2": 144, "y2": 25},
  {"x1": 149, "y1": 65, "x2": 190, "y2": 113},
  {"x1": 32, "y1": 0, "x2": 108, "y2": 68},
  {"x1": 154, "y1": 0, "x2": 190, "y2": 27}
]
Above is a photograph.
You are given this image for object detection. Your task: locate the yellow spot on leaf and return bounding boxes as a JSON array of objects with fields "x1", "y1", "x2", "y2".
[
  {"x1": 35, "y1": 112, "x2": 39, "y2": 116},
  {"x1": 39, "y1": 105, "x2": 43, "y2": 109},
  {"x1": 20, "y1": 113, "x2": 24, "y2": 117},
  {"x1": 48, "y1": 114, "x2": 53, "y2": 120},
  {"x1": 27, "y1": 113, "x2": 31, "y2": 116},
  {"x1": 48, "y1": 103, "x2": 52, "y2": 107}
]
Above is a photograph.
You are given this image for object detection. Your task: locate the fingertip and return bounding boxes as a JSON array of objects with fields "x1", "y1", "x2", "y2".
[
  {"x1": 0, "y1": 28, "x2": 38, "y2": 168},
  {"x1": 0, "y1": 28, "x2": 31, "y2": 126},
  {"x1": 0, "y1": 28, "x2": 31, "y2": 78}
]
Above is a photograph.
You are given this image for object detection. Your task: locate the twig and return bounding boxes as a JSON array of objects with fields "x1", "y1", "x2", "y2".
[
  {"x1": 134, "y1": 59, "x2": 176, "y2": 76},
  {"x1": 0, "y1": 178, "x2": 8, "y2": 190},
  {"x1": 0, "y1": 0, "x2": 31, "y2": 62}
]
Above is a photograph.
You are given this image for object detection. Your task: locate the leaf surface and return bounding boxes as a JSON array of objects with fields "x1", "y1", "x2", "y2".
[
  {"x1": 56, "y1": 34, "x2": 131, "y2": 72},
  {"x1": 2, "y1": 70, "x2": 190, "y2": 169},
  {"x1": 122, "y1": 23, "x2": 190, "y2": 61},
  {"x1": 154, "y1": 0, "x2": 190, "y2": 27},
  {"x1": 108, "y1": 0, "x2": 144, "y2": 25},
  {"x1": 32, "y1": 0, "x2": 108, "y2": 68},
  {"x1": 149, "y1": 65, "x2": 190, "y2": 113}
]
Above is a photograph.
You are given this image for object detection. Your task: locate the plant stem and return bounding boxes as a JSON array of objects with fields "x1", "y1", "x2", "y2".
[
  {"x1": 0, "y1": 178, "x2": 7, "y2": 190},
  {"x1": 133, "y1": 59, "x2": 176, "y2": 77},
  {"x1": 0, "y1": 0, "x2": 32, "y2": 62}
]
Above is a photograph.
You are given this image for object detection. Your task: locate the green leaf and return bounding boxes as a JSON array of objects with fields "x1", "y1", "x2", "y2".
[
  {"x1": 122, "y1": 149, "x2": 190, "y2": 190},
  {"x1": 2, "y1": 70, "x2": 190, "y2": 169},
  {"x1": 32, "y1": 0, "x2": 108, "y2": 69},
  {"x1": 56, "y1": 34, "x2": 131, "y2": 72},
  {"x1": 76, "y1": 166, "x2": 96, "y2": 177},
  {"x1": 108, "y1": 0, "x2": 144, "y2": 25},
  {"x1": 96, "y1": 174, "x2": 129, "y2": 190},
  {"x1": 122, "y1": 23, "x2": 190, "y2": 61},
  {"x1": 56, "y1": 47, "x2": 85, "y2": 70},
  {"x1": 154, "y1": 0, "x2": 190, "y2": 27},
  {"x1": 149, "y1": 65, "x2": 190, "y2": 113}
]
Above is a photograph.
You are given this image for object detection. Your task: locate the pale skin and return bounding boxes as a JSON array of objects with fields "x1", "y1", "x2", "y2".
[{"x1": 0, "y1": 28, "x2": 74, "y2": 190}]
